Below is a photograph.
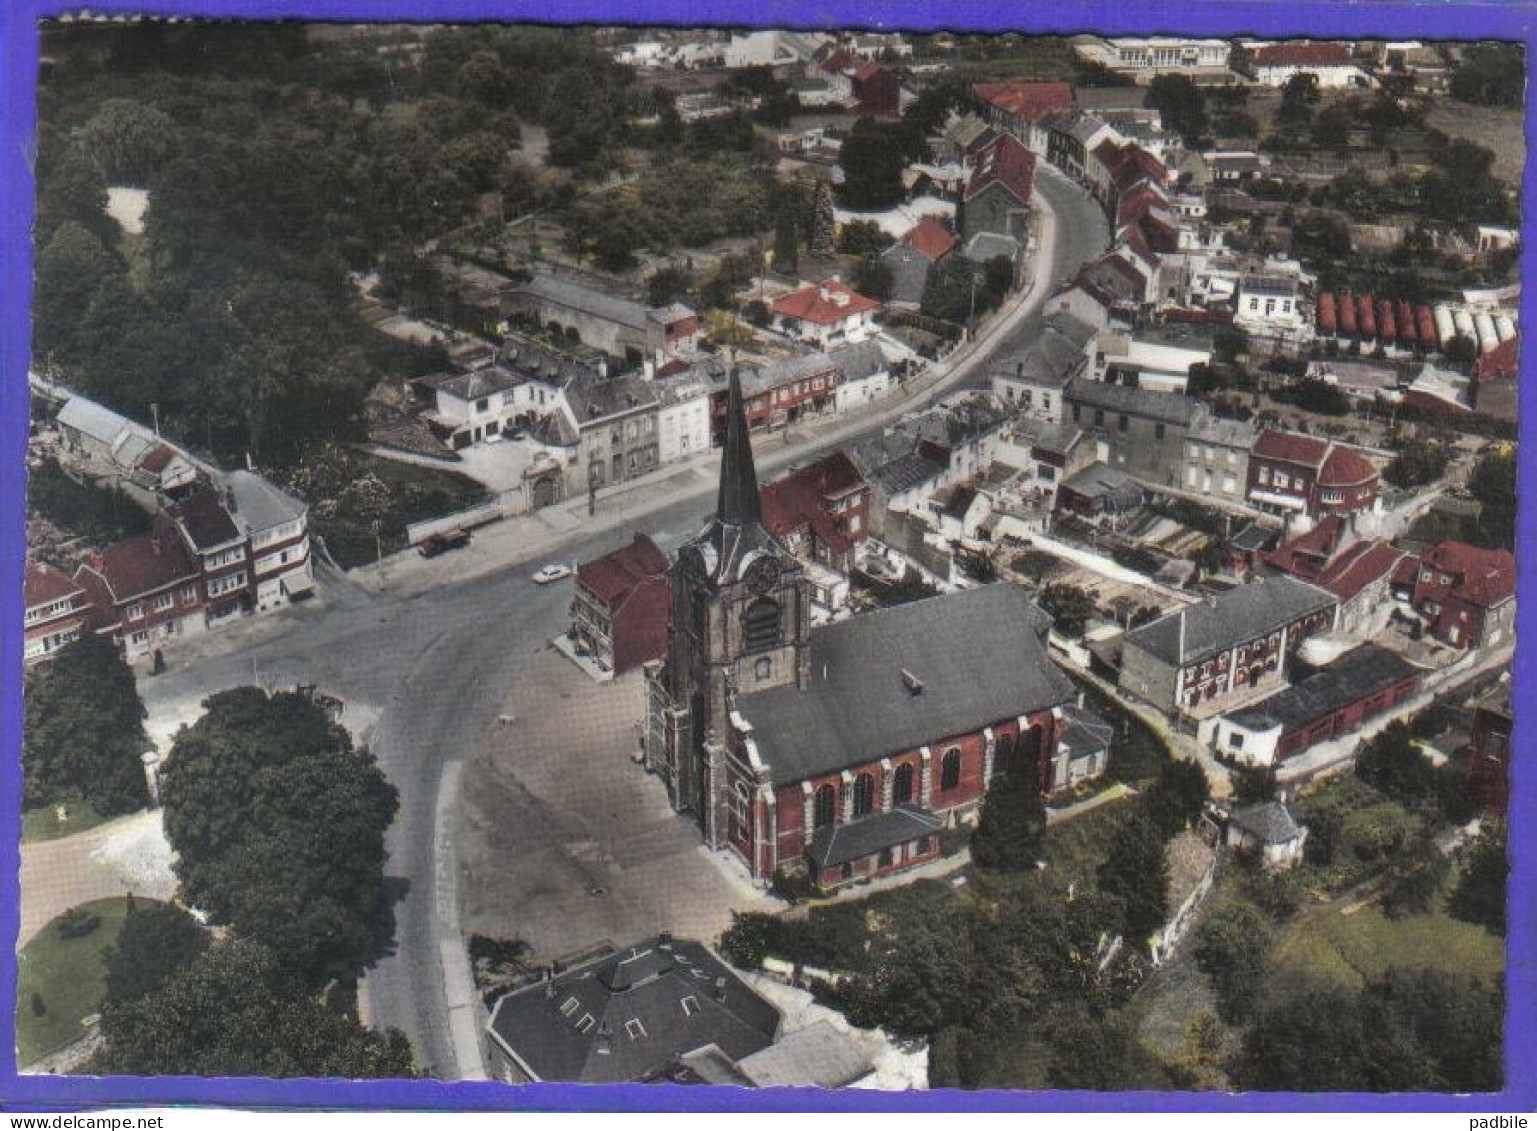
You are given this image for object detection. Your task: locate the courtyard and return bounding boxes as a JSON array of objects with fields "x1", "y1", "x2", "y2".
[{"x1": 457, "y1": 648, "x2": 773, "y2": 964}]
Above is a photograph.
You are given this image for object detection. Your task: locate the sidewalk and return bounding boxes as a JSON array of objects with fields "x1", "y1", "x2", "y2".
[{"x1": 350, "y1": 177, "x2": 1069, "y2": 600}]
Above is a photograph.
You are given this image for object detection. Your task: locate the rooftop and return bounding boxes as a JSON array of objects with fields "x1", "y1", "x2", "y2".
[
  {"x1": 487, "y1": 937, "x2": 780, "y2": 1084},
  {"x1": 1229, "y1": 801, "x2": 1303, "y2": 845},
  {"x1": 807, "y1": 804, "x2": 944, "y2": 869},
  {"x1": 1225, "y1": 643, "x2": 1422, "y2": 736},
  {"x1": 77, "y1": 521, "x2": 200, "y2": 604},
  {"x1": 25, "y1": 559, "x2": 84, "y2": 609},
  {"x1": 577, "y1": 533, "x2": 670, "y2": 607},
  {"x1": 972, "y1": 80, "x2": 1073, "y2": 122},
  {"x1": 1420, "y1": 541, "x2": 1516, "y2": 607},
  {"x1": 902, "y1": 216, "x2": 958, "y2": 263},
  {"x1": 1125, "y1": 575, "x2": 1337, "y2": 667},
  {"x1": 738, "y1": 583, "x2": 1073, "y2": 784},
  {"x1": 965, "y1": 133, "x2": 1036, "y2": 206},
  {"x1": 1065, "y1": 378, "x2": 1201, "y2": 426},
  {"x1": 220, "y1": 470, "x2": 307, "y2": 534},
  {"x1": 772, "y1": 280, "x2": 880, "y2": 326}
]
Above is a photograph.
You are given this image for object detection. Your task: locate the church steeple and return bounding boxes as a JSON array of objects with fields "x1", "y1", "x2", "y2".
[{"x1": 716, "y1": 368, "x2": 761, "y2": 526}]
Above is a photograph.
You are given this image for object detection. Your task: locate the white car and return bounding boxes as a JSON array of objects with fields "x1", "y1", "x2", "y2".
[{"x1": 533, "y1": 564, "x2": 573, "y2": 585}]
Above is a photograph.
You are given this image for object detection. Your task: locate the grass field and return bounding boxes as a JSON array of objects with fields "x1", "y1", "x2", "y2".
[
  {"x1": 21, "y1": 801, "x2": 112, "y2": 845},
  {"x1": 15, "y1": 897, "x2": 148, "y2": 1065},
  {"x1": 1271, "y1": 902, "x2": 1503, "y2": 990}
]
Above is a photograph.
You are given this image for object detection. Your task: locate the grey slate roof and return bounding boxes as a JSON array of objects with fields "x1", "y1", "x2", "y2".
[
  {"x1": 56, "y1": 396, "x2": 131, "y2": 447},
  {"x1": 1061, "y1": 462, "x2": 1145, "y2": 511},
  {"x1": 513, "y1": 274, "x2": 650, "y2": 332},
  {"x1": 867, "y1": 449, "x2": 946, "y2": 495},
  {"x1": 1224, "y1": 643, "x2": 1421, "y2": 734},
  {"x1": 1056, "y1": 703, "x2": 1113, "y2": 762},
  {"x1": 1189, "y1": 412, "x2": 1257, "y2": 449},
  {"x1": 1124, "y1": 575, "x2": 1337, "y2": 667},
  {"x1": 828, "y1": 339, "x2": 888, "y2": 384},
  {"x1": 733, "y1": 1021, "x2": 875, "y2": 1088},
  {"x1": 1065, "y1": 378, "x2": 1201, "y2": 426},
  {"x1": 880, "y1": 241, "x2": 932, "y2": 306},
  {"x1": 736, "y1": 351, "x2": 839, "y2": 398},
  {"x1": 220, "y1": 470, "x2": 306, "y2": 534},
  {"x1": 807, "y1": 804, "x2": 943, "y2": 869},
  {"x1": 418, "y1": 364, "x2": 524, "y2": 403},
  {"x1": 566, "y1": 372, "x2": 659, "y2": 425},
  {"x1": 738, "y1": 583, "x2": 1073, "y2": 784},
  {"x1": 1229, "y1": 522, "x2": 1278, "y2": 553},
  {"x1": 1229, "y1": 801, "x2": 1302, "y2": 845},
  {"x1": 487, "y1": 937, "x2": 780, "y2": 1084},
  {"x1": 994, "y1": 320, "x2": 1092, "y2": 389}
]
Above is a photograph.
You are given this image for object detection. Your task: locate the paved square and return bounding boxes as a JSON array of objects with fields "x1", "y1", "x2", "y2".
[{"x1": 457, "y1": 648, "x2": 772, "y2": 963}]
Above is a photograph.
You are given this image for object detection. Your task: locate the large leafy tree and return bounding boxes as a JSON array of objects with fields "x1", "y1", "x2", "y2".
[
  {"x1": 1097, "y1": 813, "x2": 1169, "y2": 944},
  {"x1": 1148, "y1": 75, "x2": 1208, "y2": 144},
  {"x1": 970, "y1": 771, "x2": 1047, "y2": 871},
  {"x1": 23, "y1": 635, "x2": 150, "y2": 816},
  {"x1": 838, "y1": 119, "x2": 908, "y2": 210},
  {"x1": 103, "y1": 896, "x2": 210, "y2": 1009},
  {"x1": 96, "y1": 937, "x2": 415, "y2": 1078},
  {"x1": 1191, "y1": 903, "x2": 1270, "y2": 1023},
  {"x1": 1448, "y1": 828, "x2": 1508, "y2": 935},
  {"x1": 160, "y1": 688, "x2": 399, "y2": 985},
  {"x1": 76, "y1": 98, "x2": 177, "y2": 185},
  {"x1": 1143, "y1": 759, "x2": 1210, "y2": 838}
]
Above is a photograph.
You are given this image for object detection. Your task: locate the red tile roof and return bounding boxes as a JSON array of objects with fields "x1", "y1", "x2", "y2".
[
  {"x1": 1264, "y1": 518, "x2": 1403, "y2": 604},
  {"x1": 1318, "y1": 445, "x2": 1378, "y2": 488},
  {"x1": 772, "y1": 280, "x2": 881, "y2": 325},
  {"x1": 138, "y1": 444, "x2": 178, "y2": 474},
  {"x1": 902, "y1": 217, "x2": 958, "y2": 263},
  {"x1": 972, "y1": 81, "x2": 1073, "y2": 123},
  {"x1": 25, "y1": 559, "x2": 84, "y2": 610},
  {"x1": 965, "y1": 132, "x2": 1036, "y2": 205},
  {"x1": 76, "y1": 521, "x2": 200, "y2": 604},
  {"x1": 1474, "y1": 335, "x2": 1518, "y2": 383},
  {"x1": 577, "y1": 533, "x2": 669, "y2": 607},
  {"x1": 171, "y1": 488, "x2": 242, "y2": 551},
  {"x1": 761, "y1": 452, "x2": 868, "y2": 554},
  {"x1": 1324, "y1": 541, "x2": 1407, "y2": 604},
  {"x1": 1099, "y1": 140, "x2": 1169, "y2": 195},
  {"x1": 1254, "y1": 428, "x2": 1329, "y2": 468},
  {"x1": 821, "y1": 47, "x2": 856, "y2": 74},
  {"x1": 1421, "y1": 541, "x2": 1515, "y2": 607},
  {"x1": 1253, "y1": 42, "x2": 1353, "y2": 69},
  {"x1": 853, "y1": 62, "x2": 882, "y2": 82}
]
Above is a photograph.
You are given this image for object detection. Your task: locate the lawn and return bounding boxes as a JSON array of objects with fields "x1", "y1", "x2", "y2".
[
  {"x1": 1271, "y1": 903, "x2": 1503, "y2": 990},
  {"x1": 1073, "y1": 676, "x2": 1174, "y2": 788},
  {"x1": 1038, "y1": 797, "x2": 1136, "y2": 895},
  {"x1": 21, "y1": 800, "x2": 113, "y2": 845},
  {"x1": 15, "y1": 897, "x2": 146, "y2": 1065}
]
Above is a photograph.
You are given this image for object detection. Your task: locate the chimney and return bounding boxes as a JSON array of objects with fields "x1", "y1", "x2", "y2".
[{"x1": 901, "y1": 668, "x2": 924, "y2": 696}]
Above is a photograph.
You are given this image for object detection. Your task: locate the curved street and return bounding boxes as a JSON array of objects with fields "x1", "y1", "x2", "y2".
[{"x1": 130, "y1": 164, "x2": 1110, "y2": 1078}]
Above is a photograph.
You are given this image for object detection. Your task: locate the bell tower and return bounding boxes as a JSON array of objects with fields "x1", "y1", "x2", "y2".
[{"x1": 645, "y1": 369, "x2": 810, "y2": 844}]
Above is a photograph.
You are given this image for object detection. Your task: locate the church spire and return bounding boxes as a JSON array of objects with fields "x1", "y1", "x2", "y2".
[{"x1": 716, "y1": 368, "x2": 761, "y2": 526}]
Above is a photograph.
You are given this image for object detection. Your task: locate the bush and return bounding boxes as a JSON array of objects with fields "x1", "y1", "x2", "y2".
[
  {"x1": 56, "y1": 908, "x2": 102, "y2": 940},
  {"x1": 30, "y1": 992, "x2": 47, "y2": 1018}
]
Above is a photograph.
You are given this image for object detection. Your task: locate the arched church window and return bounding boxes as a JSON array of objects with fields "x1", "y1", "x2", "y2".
[
  {"x1": 941, "y1": 748, "x2": 962, "y2": 791},
  {"x1": 852, "y1": 773, "x2": 874, "y2": 818},
  {"x1": 814, "y1": 783, "x2": 836, "y2": 829},
  {"x1": 893, "y1": 763, "x2": 914, "y2": 805},
  {"x1": 743, "y1": 598, "x2": 782, "y2": 653}
]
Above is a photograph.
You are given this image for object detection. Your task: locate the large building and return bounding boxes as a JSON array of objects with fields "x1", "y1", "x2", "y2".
[
  {"x1": 643, "y1": 374, "x2": 1088, "y2": 890},
  {"x1": 1246, "y1": 429, "x2": 1380, "y2": 520},
  {"x1": 571, "y1": 534, "x2": 672, "y2": 676},
  {"x1": 24, "y1": 560, "x2": 92, "y2": 667},
  {"x1": 1395, "y1": 541, "x2": 1516, "y2": 650},
  {"x1": 1119, "y1": 575, "x2": 1338, "y2": 724}
]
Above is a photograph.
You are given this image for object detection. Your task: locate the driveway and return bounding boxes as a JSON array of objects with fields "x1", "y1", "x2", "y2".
[
  {"x1": 18, "y1": 811, "x2": 177, "y2": 946},
  {"x1": 458, "y1": 650, "x2": 772, "y2": 964}
]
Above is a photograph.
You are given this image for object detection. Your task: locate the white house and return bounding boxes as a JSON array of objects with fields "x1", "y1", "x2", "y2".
[
  {"x1": 1250, "y1": 42, "x2": 1365, "y2": 87},
  {"x1": 828, "y1": 340, "x2": 892, "y2": 413},
  {"x1": 653, "y1": 371, "x2": 714, "y2": 465},
  {"x1": 1079, "y1": 37, "x2": 1231, "y2": 77},
  {"x1": 1233, "y1": 274, "x2": 1310, "y2": 338},
  {"x1": 221, "y1": 470, "x2": 315, "y2": 613},
  {"x1": 723, "y1": 29, "x2": 827, "y2": 68},
  {"x1": 1097, "y1": 325, "x2": 1214, "y2": 394},
  {"x1": 771, "y1": 280, "x2": 880, "y2": 349},
  {"x1": 1225, "y1": 802, "x2": 1308, "y2": 871}
]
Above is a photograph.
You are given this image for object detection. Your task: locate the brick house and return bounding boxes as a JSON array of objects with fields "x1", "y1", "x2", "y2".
[
  {"x1": 571, "y1": 534, "x2": 672, "y2": 676},
  {"x1": 643, "y1": 373, "x2": 1088, "y2": 891},
  {"x1": 972, "y1": 81, "x2": 1073, "y2": 148},
  {"x1": 1466, "y1": 680, "x2": 1511, "y2": 820},
  {"x1": 24, "y1": 559, "x2": 92, "y2": 667},
  {"x1": 75, "y1": 520, "x2": 208, "y2": 661},
  {"x1": 851, "y1": 62, "x2": 902, "y2": 118},
  {"x1": 960, "y1": 133, "x2": 1036, "y2": 245},
  {"x1": 710, "y1": 354, "x2": 840, "y2": 439},
  {"x1": 1396, "y1": 541, "x2": 1516, "y2": 650},
  {"x1": 223, "y1": 471, "x2": 314, "y2": 613},
  {"x1": 1261, "y1": 516, "x2": 1406, "y2": 634},
  {"x1": 1119, "y1": 576, "x2": 1338, "y2": 726},
  {"x1": 1246, "y1": 429, "x2": 1380, "y2": 519},
  {"x1": 168, "y1": 489, "x2": 252, "y2": 630},
  {"x1": 759, "y1": 452, "x2": 871, "y2": 573}
]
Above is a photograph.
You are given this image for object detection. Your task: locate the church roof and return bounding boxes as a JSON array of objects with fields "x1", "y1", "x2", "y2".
[
  {"x1": 737, "y1": 583, "x2": 1074, "y2": 784},
  {"x1": 686, "y1": 368, "x2": 783, "y2": 583}
]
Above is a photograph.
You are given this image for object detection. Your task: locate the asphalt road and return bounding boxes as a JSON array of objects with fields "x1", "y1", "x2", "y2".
[{"x1": 135, "y1": 167, "x2": 1110, "y2": 1078}]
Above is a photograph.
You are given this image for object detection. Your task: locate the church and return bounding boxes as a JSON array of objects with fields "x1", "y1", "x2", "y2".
[{"x1": 642, "y1": 371, "x2": 1098, "y2": 890}]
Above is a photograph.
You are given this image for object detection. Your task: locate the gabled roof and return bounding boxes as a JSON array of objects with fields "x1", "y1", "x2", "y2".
[
  {"x1": 76, "y1": 521, "x2": 200, "y2": 605},
  {"x1": 1318, "y1": 445, "x2": 1378, "y2": 488},
  {"x1": 1420, "y1": 541, "x2": 1516, "y2": 607},
  {"x1": 1065, "y1": 378, "x2": 1201, "y2": 426},
  {"x1": 828, "y1": 340, "x2": 888, "y2": 384},
  {"x1": 1124, "y1": 575, "x2": 1337, "y2": 667},
  {"x1": 512, "y1": 275, "x2": 650, "y2": 333},
  {"x1": 761, "y1": 452, "x2": 867, "y2": 553},
  {"x1": 1474, "y1": 335, "x2": 1519, "y2": 383},
  {"x1": 25, "y1": 559, "x2": 84, "y2": 610},
  {"x1": 1229, "y1": 801, "x2": 1303, "y2": 845},
  {"x1": 772, "y1": 280, "x2": 880, "y2": 325},
  {"x1": 973, "y1": 81, "x2": 1073, "y2": 122},
  {"x1": 738, "y1": 583, "x2": 1072, "y2": 784},
  {"x1": 902, "y1": 217, "x2": 958, "y2": 263},
  {"x1": 808, "y1": 804, "x2": 944, "y2": 869},
  {"x1": 221, "y1": 471, "x2": 307, "y2": 534},
  {"x1": 487, "y1": 938, "x2": 780, "y2": 1084},
  {"x1": 565, "y1": 372, "x2": 658, "y2": 425},
  {"x1": 964, "y1": 133, "x2": 1036, "y2": 206},
  {"x1": 1225, "y1": 644, "x2": 1421, "y2": 736},
  {"x1": 55, "y1": 396, "x2": 131, "y2": 448},
  {"x1": 1264, "y1": 520, "x2": 1404, "y2": 604},
  {"x1": 577, "y1": 533, "x2": 669, "y2": 607}
]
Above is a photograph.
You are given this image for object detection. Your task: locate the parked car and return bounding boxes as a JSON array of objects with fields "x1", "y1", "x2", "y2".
[
  {"x1": 418, "y1": 530, "x2": 472, "y2": 558},
  {"x1": 533, "y1": 563, "x2": 573, "y2": 584}
]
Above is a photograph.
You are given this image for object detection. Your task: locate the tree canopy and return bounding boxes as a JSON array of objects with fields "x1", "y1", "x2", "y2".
[
  {"x1": 96, "y1": 937, "x2": 415, "y2": 1078},
  {"x1": 838, "y1": 119, "x2": 909, "y2": 210},
  {"x1": 970, "y1": 772, "x2": 1047, "y2": 871},
  {"x1": 160, "y1": 687, "x2": 399, "y2": 985},
  {"x1": 1097, "y1": 813, "x2": 1169, "y2": 943},
  {"x1": 23, "y1": 634, "x2": 150, "y2": 816},
  {"x1": 103, "y1": 896, "x2": 211, "y2": 1009}
]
